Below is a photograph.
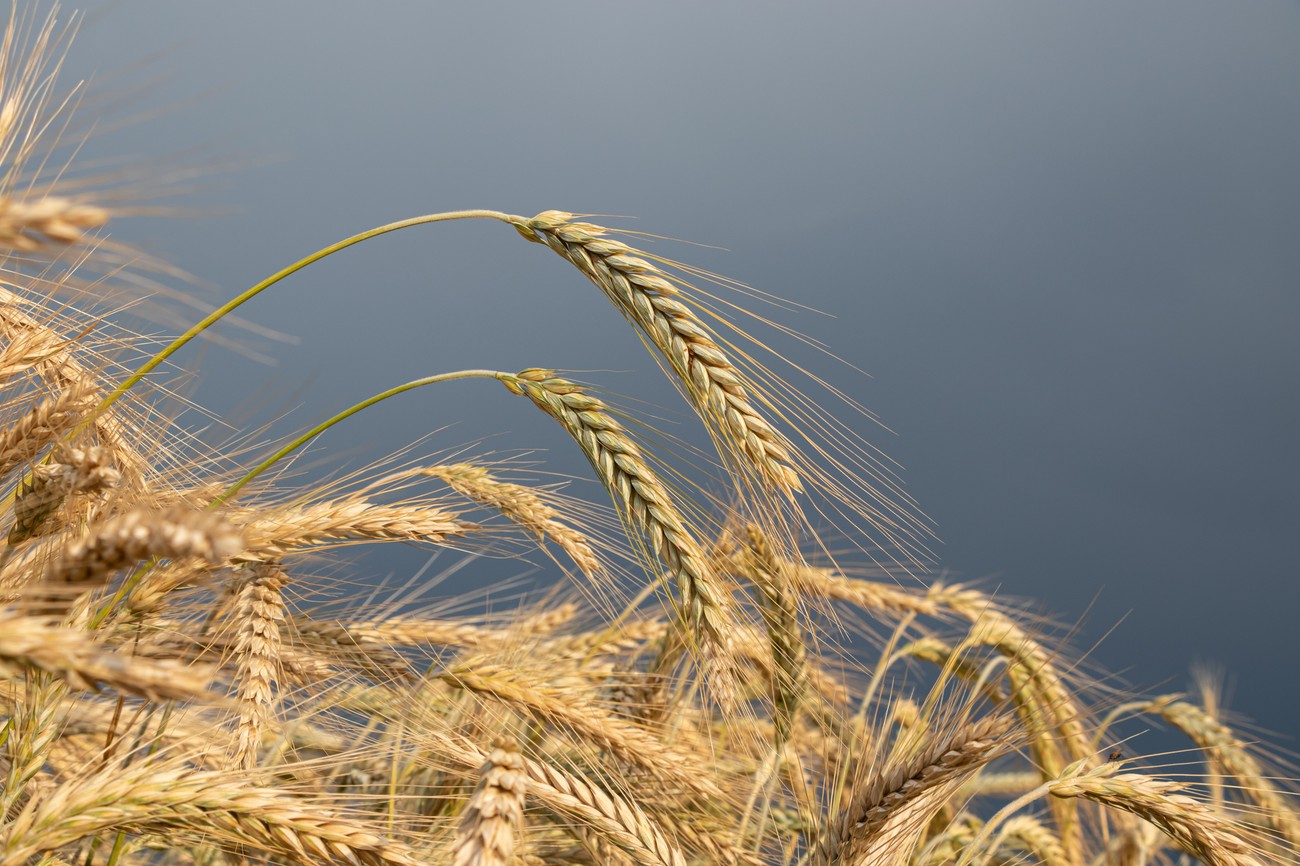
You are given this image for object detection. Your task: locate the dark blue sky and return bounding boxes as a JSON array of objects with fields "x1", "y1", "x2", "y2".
[{"x1": 54, "y1": 2, "x2": 1299, "y2": 737}]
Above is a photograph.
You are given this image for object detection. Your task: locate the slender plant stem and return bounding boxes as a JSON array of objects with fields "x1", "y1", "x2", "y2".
[
  {"x1": 96, "y1": 209, "x2": 518, "y2": 417},
  {"x1": 212, "y1": 369, "x2": 511, "y2": 505}
]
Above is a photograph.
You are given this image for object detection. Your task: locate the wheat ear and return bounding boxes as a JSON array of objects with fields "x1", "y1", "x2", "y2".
[
  {"x1": 291, "y1": 618, "x2": 415, "y2": 683},
  {"x1": 0, "y1": 612, "x2": 215, "y2": 701},
  {"x1": 442, "y1": 661, "x2": 725, "y2": 803},
  {"x1": 815, "y1": 715, "x2": 1017, "y2": 866},
  {"x1": 416, "y1": 727, "x2": 687, "y2": 866},
  {"x1": 936, "y1": 586, "x2": 1090, "y2": 764},
  {"x1": 0, "y1": 196, "x2": 108, "y2": 252},
  {"x1": 512, "y1": 211, "x2": 801, "y2": 495},
  {"x1": 238, "y1": 498, "x2": 475, "y2": 558},
  {"x1": 959, "y1": 769, "x2": 1043, "y2": 798},
  {"x1": 1142, "y1": 695, "x2": 1300, "y2": 848},
  {"x1": 43, "y1": 506, "x2": 242, "y2": 589},
  {"x1": 0, "y1": 380, "x2": 96, "y2": 480},
  {"x1": 454, "y1": 737, "x2": 529, "y2": 866},
  {"x1": 800, "y1": 567, "x2": 942, "y2": 618},
  {"x1": 0, "y1": 286, "x2": 151, "y2": 488},
  {"x1": 0, "y1": 671, "x2": 70, "y2": 821},
  {"x1": 935, "y1": 586, "x2": 1092, "y2": 863},
  {"x1": 8, "y1": 445, "x2": 119, "y2": 546},
  {"x1": 736, "y1": 524, "x2": 808, "y2": 747},
  {"x1": 504, "y1": 369, "x2": 738, "y2": 705},
  {"x1": 995, "y1": 816, "x2": 1069, "y2": 866},
  {"x1": 0, "y1": 317, "x2": 79, "y2": 385},
  {"x1": 229, "y1": 562, "x2": 287, "y2": 771},
  {"x1": 295, "y1": 616, "x2": 507, "y2": 652},
  {"x1": 0, "y1": 762, "x2": 424, "y2": 866},
  {"x1": 424, "y1": 462, "x2": 603, "y2": 579},
  {"x1": 24, "y1": 507, "x2": 241, "y2": 621},
  {"x1": 524, "y1": 756, "x2": 687, "y2": 866},
  {"x1": 1049, "y1": 765, "x2": 1268, "y2": 866}
]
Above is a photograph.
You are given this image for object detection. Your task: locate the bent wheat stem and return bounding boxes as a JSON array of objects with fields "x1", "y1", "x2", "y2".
[
  {"x1": 98, "y1": 210, "x2": 516, "y2": 417},
  {"x1": 214, "y1": 369, "x2": 507, "y2": 505}
]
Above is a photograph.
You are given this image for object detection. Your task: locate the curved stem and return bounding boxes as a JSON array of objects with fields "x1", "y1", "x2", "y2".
[
  {"x1": 212, "y1": 369, "x2": 511, "y2": 506},
  {"x1": 97, "y1": 209, "x2": 520, "y2": 416}
]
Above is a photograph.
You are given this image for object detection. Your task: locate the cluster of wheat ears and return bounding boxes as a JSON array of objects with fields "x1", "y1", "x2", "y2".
[{"x1": 0, "y1": 9, "x2": 1294, "y2": 866}]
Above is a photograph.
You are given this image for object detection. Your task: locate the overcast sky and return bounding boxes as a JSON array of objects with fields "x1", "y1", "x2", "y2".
[{"x1": 51, "y1": 2, "x2": 1300, "y2": 738}]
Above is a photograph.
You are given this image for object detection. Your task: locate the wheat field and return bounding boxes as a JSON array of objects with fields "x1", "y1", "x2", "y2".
[{"x1": 0, "y1": 8, "x2": 1296, "y2": 866}]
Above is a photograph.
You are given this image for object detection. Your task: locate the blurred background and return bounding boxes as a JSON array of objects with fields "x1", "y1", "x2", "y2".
[{"x1": 49, "y1": 2, "x2": 1299, "y2": 740}]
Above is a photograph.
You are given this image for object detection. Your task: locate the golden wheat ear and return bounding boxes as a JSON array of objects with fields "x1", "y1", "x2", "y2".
[
  {"x1": 228, "y1": 562, "x2": 288, "y2": 772},
  {"x1": 452, "y1": 737, "x2": 528, "y2": 866},
  {"x1": 512, "y1": 211, "x2": 803, "y2": 496},
  {"x1": 0, "y1": 196, "x2": 109, "y2": 252},
  {"x1": 0, "y1": 10, "x2": 112, "y2": 256},
  {"x1": 42, "y1": 506, "x2": 242, "y2": 588},
  {"x1": 420, "y1": 462, "x2": 604, "y2": 580},
  {"x1": 815, "y1": 715, "x2": 1020, "y2": 866},
  {"x1": 1137, "y1": 693, "x2": 1300, "y2": 849},
  {"x1": 503, "y1": 368, "x2": 742, "y2": 707},
  {"x1": 0, "y1": 758, "x2": 427, "y2": 866},
  {"x1": 0, "y1": 611, "x2": 216, "y2": 701},
  {"x1": 1049, "y1": 763, "x2": 1270, "y2": 866}
]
